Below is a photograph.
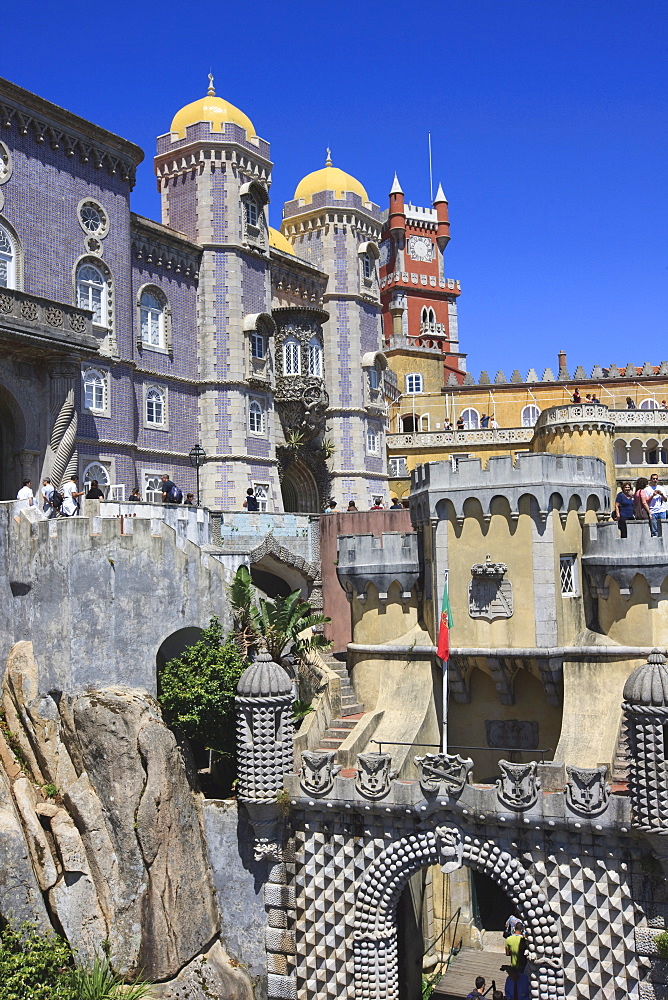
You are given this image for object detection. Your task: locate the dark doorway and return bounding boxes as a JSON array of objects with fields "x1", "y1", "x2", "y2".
[
  {"x1": 471, "y1": 870, "x2": 511, "y2": 931},
  {"x1": 397, "y1": 873, "x2": 426, "y2": 1000},
  {"x1": 281, "y1": 459, "x2": 319, "y2": 513},
  {"x1": 0, "y1": 399, "x2": 17, "y2": 501},
  {"x1": 156, "y1": 626, "x2": 202, "y2": 676},
  {"x1": 251, "y1": 567, "x2": 292, "y2": 598}
]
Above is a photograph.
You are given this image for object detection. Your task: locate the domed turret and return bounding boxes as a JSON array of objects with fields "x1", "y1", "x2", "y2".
[
  {"x1": 170, "y1": 74, "x2": 256, "y2": 140},
  {"x1": 236, "y1": 651, "x2": 294, "y2": 803},
  {"x1": 237, "y1": 650, "x2": 293, "y2": 698},
  {"x1": 294, "y1": 149, "x2": 369, "y2": 205},
  {"x1": 623, "y1": 649, "x2": 668, "y2": 831},
  {"x1": 268, "y1": 227, "x2": 295, "y2": 256}
]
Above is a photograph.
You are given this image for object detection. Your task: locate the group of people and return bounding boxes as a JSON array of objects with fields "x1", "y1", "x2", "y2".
[
  {"x1": 615, "y1": 473, "x2": 668, "y2": 537},
  {"x1": 466, "y1": 916, "x2": 529, "y2": 1000},
  {"x1": 15, "y1": 473, "x2": 195, "y2": 518},
  {"x1": 322, "y1": 497, "x2": 409, "y2": 513},
  {"x1": 571, "y1": 389, "x2": 601, "y2": 404}
]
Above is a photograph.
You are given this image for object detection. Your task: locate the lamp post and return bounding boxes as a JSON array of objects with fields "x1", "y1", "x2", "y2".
[{"x1": 188, "y1": 444, "x2": 206, "y2": 506}]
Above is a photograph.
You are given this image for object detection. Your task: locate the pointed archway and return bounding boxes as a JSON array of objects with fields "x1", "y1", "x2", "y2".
[
  {"x1": 353, "y1": 827, "x2": 564, "y2": 1000},
  {"x1": 281, "y1": 458, "x2": 320, "y2": 513}
]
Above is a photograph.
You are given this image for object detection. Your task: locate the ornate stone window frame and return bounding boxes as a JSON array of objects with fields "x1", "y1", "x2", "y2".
[
  {"x1": 80, "y1": 458, "x2": 113, "y2": 497},
  {"x1": 248, "y1": 396, "x2": 266, "y2": 436},
  {"x1": 358, "y1": 240, "x2": 380, "y2": 293},
  {"x1": 307, "y1": 336, "x2": 323, "y2": 378},
  {"x1": 143, "y1": 383, "x2": 168, "y2": 432},
  {"x1": 366, "y1": 422, "x2": 380, "y2": 454},
  {"x1": 0, "y1": 141, "x2": 13, "y2": 215},
  {"x1": 282, "y1": 337, "x2": 302, "y2": 376},
  {"x1": 243, "y1": 312, "x2": 275, "y2": 380},
  {"x1": 77, "y1": 197, "x2": 109, "y2": 240},
  {"x1": 240, "y1": 179, "x2": 268, "y2": 248},
  {"x1": 136, "y1": 283, "x2": 172, "y2": 355},
  {"x1": 73, "y1": 255, "x2": 115, "y2": 353},
  {"x1": 81, "y1": 366, "x2": 110, "y2": 418},
  {"x1": 0, "y1": 216, "x2": 23, "y2": 290}
]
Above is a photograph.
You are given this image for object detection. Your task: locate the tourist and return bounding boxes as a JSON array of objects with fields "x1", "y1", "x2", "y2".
[
  {"x1": 481, "y1": 413, "x2": 490, "y2": 428},
  {"x1": 389, "y1": 497, "x2": 403, "y2": 510},
  {"x1": 626, "y1": 396, "x2": 637, "y2": 409},
  {"x1": 16, "y1": 479, "x2": 34, "y2": 511},
  {"x1": 646, "y1": 473, "x2": 668, "y2": 537},
  {"x1": 443, "y1": 420, "x2": 452, "y2": 431},
  {"x1": 324, "y1": 499, "x2": 338, "y2": 513},
  {"x1": 633, "y1": 478, "x2": 651, "y2": 521},
  {"x1": 185, "y1": 492, "x2": 195, "y2": 505},
  {"x1": 504, "y1": 913, "x2": 522, "y2": 938},
  {"x1": 40, "y1": 478, "x2": 56, "y2": 518},
  {"x1": 591, "y1": 393, "x2": 600, "y2": 403},
  {"x1": 242, "y1": 487, "x2": 259, "y2": 511},
  {"x1": 128, "y1": 487, "x2": 142, "y2": 502},
  {"x1": 493, "y1": 991, "x2": 505, "y2": 1000},
  {"x1": 61, "y1": 476, "x2": 84, "y2": 517},
  {"x1": 456, "y1": 415, "x2": 465, "y2": 430},
  {"x1": 346, "y1": 500, "x2": 358, "y2": 511},
  {"x1": 370, "y1": 498, "x2": 384, "y2": 510},
  {"x1": 161, "y1": 473, "x2": 181, "y2": 505},
  {"x1": 505, "y1": 921, "x2": 528, "y2": 972},
  {"x1": 571, "y1": 388, "x2": 581, "y2": 403},
  {"x1": 490, "y1": 416, "x2": 499, "y2": 429},
  {"x1": 585, "y1": 394, "x2": 592, "y2": 403},
  {"x1": 466, "y1": 976, "x2": 486, "y2": 999},
  {"x1": 85, "y1": 479, "x2": 105, "y2": 500},
  {"x1": 504, "y1": 969, "x2": 530, "y2": 1000},
  {"x1": 614, "y1": 482, "x2": 635, "y2": 538},
  {"x1": 661, "y1": 400, "x2": 668, "y2": 410}
]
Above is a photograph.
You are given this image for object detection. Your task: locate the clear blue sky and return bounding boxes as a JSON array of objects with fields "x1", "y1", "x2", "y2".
[{"x1": 3, "y1": 0, "x2": 667, "y2": 380}]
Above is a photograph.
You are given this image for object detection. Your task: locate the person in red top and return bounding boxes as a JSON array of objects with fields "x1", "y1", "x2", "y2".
[{"x1": 571, "y1": 388, "x2": 581, "y2": 403}]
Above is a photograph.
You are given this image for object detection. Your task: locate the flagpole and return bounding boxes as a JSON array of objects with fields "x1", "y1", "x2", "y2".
[{"x1": 442, "y1": 656, "x2": 448, "y2": 752}]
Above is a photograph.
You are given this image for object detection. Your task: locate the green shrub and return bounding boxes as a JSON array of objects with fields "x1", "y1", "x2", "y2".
[
  {"x1": 158, "y1": 616, "x2": 246, "y2": 758},
  {"x1": 69, "y1": 955, "x2": 154, "y2": 999},
  {"x1": 655, "y1": 931, "x2": 668, "y2": 958},
  {"x1": 0, "y1": 922, "x2": 73, "y2": 1000}
]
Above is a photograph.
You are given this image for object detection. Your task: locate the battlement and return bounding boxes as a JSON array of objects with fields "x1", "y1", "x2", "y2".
[
  {"x1": 450, "y1": 360, "x2": 668, "y2": 387},
  {"x1": 336, "y1": 532, "x2": 419, "y2": 601},
  {"x1": 411, "y1": 452, "x2": 610, "y2": 522}
]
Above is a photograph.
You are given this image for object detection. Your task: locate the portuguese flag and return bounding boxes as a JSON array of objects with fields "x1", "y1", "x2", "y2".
[{"x1": 436, "y1": 581, "x2": 452, "y2": 661}]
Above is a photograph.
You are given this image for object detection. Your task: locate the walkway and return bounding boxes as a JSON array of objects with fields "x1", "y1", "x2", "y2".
[{"x1": 433, "y1": 947, "x2": 507, "y2": 999}]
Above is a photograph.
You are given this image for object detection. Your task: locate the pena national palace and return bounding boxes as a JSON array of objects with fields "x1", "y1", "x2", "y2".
[{"x1": 2, "y1": 73, "x2": 668, "y2": 1000}]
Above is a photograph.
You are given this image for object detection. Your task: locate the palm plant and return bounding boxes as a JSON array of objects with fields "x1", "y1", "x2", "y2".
[
  {"x1": 228, "y1": 565, "x2": 258, "y2": 658},
  {"x1": 253, "y1": 590, "x2": 331, "y2": 665}
]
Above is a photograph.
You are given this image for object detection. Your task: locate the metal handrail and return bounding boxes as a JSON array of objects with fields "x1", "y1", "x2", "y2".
[{"x1": 370, "y1": 739, "x2": 553, "y2": 764}]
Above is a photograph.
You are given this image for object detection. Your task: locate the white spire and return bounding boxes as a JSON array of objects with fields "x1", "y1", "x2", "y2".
[
  {"x1": 390, "y1": 172, "x2": 403, "y2": 195},
  {"x1": 433, "y1": 182, "x2": 447, "y2": 203}
]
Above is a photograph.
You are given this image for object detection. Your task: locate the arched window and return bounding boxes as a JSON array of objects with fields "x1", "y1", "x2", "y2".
[
  {"x1": 283, "y1": 338, "x2": 301, "y2": 376},
  {"x1": 522, "y1": 404, "x2": 541, "y2": 427},
  {"x1": 146, "y1": 387, "x2": 165, "y2": 426},
  {"x1": 366, "y1": 425, "x2": 379, "y2": 453},
  {"x1": 83, "y1": 462, "x2": 110, "y2": 495},
  {"x1": 640, "y1": 398, "x2": 659, "y2": 410},
  {"x1": 0, "y1": 223, "x2": 16, "y2": 289},
  {"x1": 405, "y1": 373, "x2": 423, "y2": 394},
  {"x1": 77, "y1": 263, "x2": 106, "y2": 325},
  {"x1": 460, "y1": 407, "x2": 480, "y2": 429},
  {"x1": 248, "y1": 399, "x2": 264, "y2": 433},
  {"x1": 83, "y1": 369, "x2": 107, "y2": 412},
  {"x1": 308, "y1": 338, "x2": 323, "y2": 378},
  {"x1": 140, "y1": 290, "x2": 165, "y2": 348}
]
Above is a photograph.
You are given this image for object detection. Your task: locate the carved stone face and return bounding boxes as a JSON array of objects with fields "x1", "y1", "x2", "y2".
[
  {"x1": 436, "y1": 825, "x2": 464, "y2": 874},
  {"x1": 355, "y1": 752, "x2": 394, "y2": 799},
  {"x1": 300, "y1": 750, "x2": 339, "y2": 796}
]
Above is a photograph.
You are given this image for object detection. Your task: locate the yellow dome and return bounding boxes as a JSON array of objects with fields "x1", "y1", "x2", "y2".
[
  {"x1": 170, "y1": 75, "x2": 255, "y2": 140},
  {"x1": 269, "y1": 227, "x2": 295, "y2": 255},
  {"x1": 294, "y1": 151, "x2": 368, "y2": 205}
]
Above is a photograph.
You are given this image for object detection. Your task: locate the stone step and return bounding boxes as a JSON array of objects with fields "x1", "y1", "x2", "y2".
[
  {"x1": 319, "y1": 738, "x2": 345, "y2": 750},
  {"x1": 340, "y1": 702, "x2": 364, "y2": 717}
]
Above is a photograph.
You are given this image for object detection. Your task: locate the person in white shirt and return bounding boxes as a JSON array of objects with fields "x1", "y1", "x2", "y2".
[
  {"x1": 15, "y1": 479, "x2": 34, "y2": 512},
  {"x1": 62, "y1": 476, "x2": 85, "y2": 517},
  {"x1": 645, "y1": 473, "x2": 668, "y2": 537}
]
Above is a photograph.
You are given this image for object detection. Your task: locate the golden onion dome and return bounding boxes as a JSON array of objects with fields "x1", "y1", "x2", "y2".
[
  {"x1": 294, "y1": 150, "x2": 369, "y2": 205},
  {"x1": 170, "y1": 74, "x2": 256, "y2": 140},
  {"x1": 268, "y1": 227, "x2": 295, "y2": 255}
]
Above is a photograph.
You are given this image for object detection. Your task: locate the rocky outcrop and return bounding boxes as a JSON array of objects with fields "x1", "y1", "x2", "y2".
[{"x1": 0, "y1": 640, "x2": 253, "y2": 997}]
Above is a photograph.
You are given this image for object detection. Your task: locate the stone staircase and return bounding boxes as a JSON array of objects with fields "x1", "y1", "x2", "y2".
[{"x1": 317, "y1": 653, "x2": 365, "y2": 759}]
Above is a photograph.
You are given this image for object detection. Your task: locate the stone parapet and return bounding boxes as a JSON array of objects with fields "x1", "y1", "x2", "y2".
[
  {"x1": 0, "y1": 286, "x2": 96, "y2": 352},
  {"x1": 583, "y1": 521, "x2": 668, "y2": 596},
  {"x1": 336, "y1": 532, "x2": 420, "y2": 601}
]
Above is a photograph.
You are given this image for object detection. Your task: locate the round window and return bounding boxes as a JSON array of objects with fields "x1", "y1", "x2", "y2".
[
  {"x1": 77, "y1": 199, "x2": 109, "y2": 238},
  {"x1": 0, "y1": 142, "x2": 12, "y2": 185}
]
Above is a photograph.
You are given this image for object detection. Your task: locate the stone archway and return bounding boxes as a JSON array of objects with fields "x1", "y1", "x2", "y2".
[
  {"x1": 353, "y1": 827, "x2": 564, "y2": 1000},
  {"x1": 281, "y1": 458, "x2": 320, "y2": 513}
]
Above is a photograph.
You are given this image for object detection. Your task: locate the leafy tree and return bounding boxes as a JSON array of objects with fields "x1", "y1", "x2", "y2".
[
  {"x1": 0, "y1": 923, "x2": 73, "y2": 1000},
  {"x1": 228, "y1": 565, "x2": 258, "y2": 659},
  {"x1": 253, "y1": 590, "x2": 331, "y2": 666},
  {"x1": 158, "y1": 616, "x2": 246, "y2": 757}
]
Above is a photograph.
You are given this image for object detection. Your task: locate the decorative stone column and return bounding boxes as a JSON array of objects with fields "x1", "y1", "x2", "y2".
[
  {"x1": 623, "y1": 649, "x2": 668, "y2": 831},
  {"x1": 43, "y1": 361, "x2": 79, "y2": 487}
]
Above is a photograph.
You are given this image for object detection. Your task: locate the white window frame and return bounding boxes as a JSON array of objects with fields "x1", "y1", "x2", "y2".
[
  {"x1": 251, "y1": 332, "x2": 266, "y2": 359},
  {"x1": 144, "y1": 385, "x2": 168, "y2": 430},
  {"x1": 82, "y1": 368, "x2": 108, "y2": 415},
  {"x1": 308, "y1": 338, "x2": 323, "y2": 378},
  {"x1": 366, "y1": 425, "x2": 380, "y2": 454},
  {"x1": 77, "y1": 263, "x2": 107, "y2": 326},
  {"x1": 252, "y1": 482, "x2": 270, "y2": 512},
  {"x1": 0, "y1": 222, "x2": 16, "y2": 289},
  {"x1": 460, "y1": 407, "x2": 480, "y2": 430},
  {"x1": 82, "y1": 461, "x2": 111, "y2": 497},
  {"x1": 521, "y1": 404, "x2": 541, "y2": 427},
  {"x1": 368, "y1": 367, "x2": 380, "y2": 390},
  {"x1": 248, "y1": 398, "x2": 265, "y2": 434},
  {"x1": 140, "y1": 290, "x2": 165, "y2": 349},
  {"x1": 362, "y1": 254, "x2": 373, "y2": 279},
  {"x1": 283, "y1": 338, "x2": 301, "y2": 376},
  {"x1": 389, "y1": 456, "x2": 408, "y2": 477},
  {"x1": 559, "y1": 554, "x2": 579, "y2": 597},
  {"x1": 142, "y1": 469, "x2": 165, "y2": 504},
  {"x1": 405, "y1": 373, "x2": 423, "y2": 394},
  {"x1": 246, "y1": 200, "x2": 259, "y2": 228},
  {"x1": 640, "y1": 398, "x2": 659, "y2": 410}
]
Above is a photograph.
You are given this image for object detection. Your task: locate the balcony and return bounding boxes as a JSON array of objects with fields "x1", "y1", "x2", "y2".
[
  {"x1": 386, "y1": 427, "x2": 534, "y2": 450},
  {"x1": 582, "y1": 519, "x2": 668, "y2": 596},
  {"x1": 0, "y1": 286, "x2": 96, "y2": 352}
]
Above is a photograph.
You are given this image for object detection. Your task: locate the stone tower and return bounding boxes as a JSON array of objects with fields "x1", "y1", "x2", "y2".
[
  {"x1": 155, "y1": 77, "x2": 281, "y2": 509},
  {"x1": 282, "y1": 154, "x2": 388, "y2": 508},
  {"x1": 236, "y1": 650, "x2": 294, "y2": 804},
  {"x1": 623, "y1": 649, "x2": 668, "y2": 832}
]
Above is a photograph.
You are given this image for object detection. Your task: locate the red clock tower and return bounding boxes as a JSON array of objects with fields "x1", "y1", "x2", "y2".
[{"x1": 379, "y1": 175, "x2": 465, "y2": 384}]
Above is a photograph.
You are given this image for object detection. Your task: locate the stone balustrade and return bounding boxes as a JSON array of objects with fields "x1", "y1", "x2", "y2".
[
  {"x1": 387, "y1": 427, "x2": 534, "y2": 450},
  {"x1": 0, "y1": 285, "x2": 95, "y2": 347}
]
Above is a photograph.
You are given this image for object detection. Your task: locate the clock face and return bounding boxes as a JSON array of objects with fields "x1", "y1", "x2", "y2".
[
  {"x1": 379, "y1": 240, "x2": 391, "y2": 267},
  {"x1": 407, "y1": 235, "x2": 434, "y2": 262}
]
